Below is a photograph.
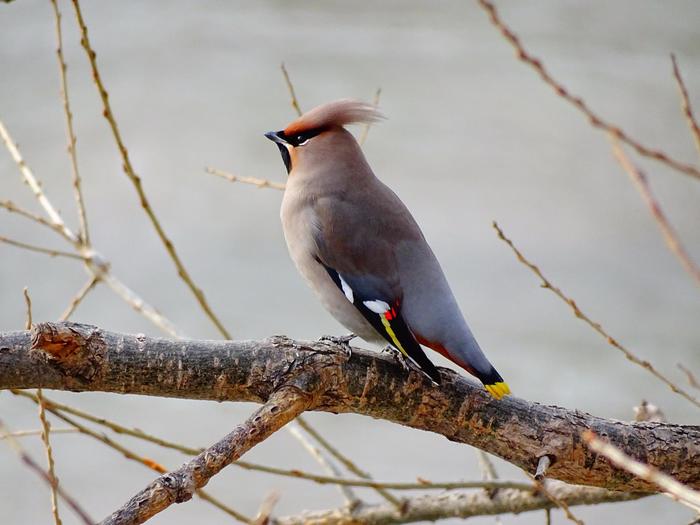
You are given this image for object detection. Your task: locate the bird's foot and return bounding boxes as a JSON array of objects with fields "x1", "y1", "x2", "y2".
[
  {"x1": 319, "y1": 333, "x2": 355, "y2": 359},
  {"x1": 381, "y1": 345, "x2": 411, "y2": 373}
]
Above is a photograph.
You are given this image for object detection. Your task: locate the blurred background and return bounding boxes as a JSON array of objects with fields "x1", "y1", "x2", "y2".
[{"x1": 1, "y1": 0, "x2": 699, "y2": 523}]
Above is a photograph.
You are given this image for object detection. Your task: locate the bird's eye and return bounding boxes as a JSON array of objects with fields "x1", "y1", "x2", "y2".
[{"x1": 295, "y1": 135, "x2": 310, "y2": 147}]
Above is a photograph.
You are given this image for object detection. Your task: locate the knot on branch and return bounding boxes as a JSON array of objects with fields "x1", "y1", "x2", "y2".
[
  {"x1": 264, "y1": 335, "x2": 352, "y2": 407},
  {"x1": 30, "y1": 322, "x2": 106, "y2": 384}
]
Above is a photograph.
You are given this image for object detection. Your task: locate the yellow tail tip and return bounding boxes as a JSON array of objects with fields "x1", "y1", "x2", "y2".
[{"x1": 484, "y1": 381, "x2": 511, "y2": 400}]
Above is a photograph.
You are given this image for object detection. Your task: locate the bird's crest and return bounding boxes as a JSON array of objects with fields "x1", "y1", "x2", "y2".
[{"x1": 284, "y1": 99, "x2": 384, "y2": 136}]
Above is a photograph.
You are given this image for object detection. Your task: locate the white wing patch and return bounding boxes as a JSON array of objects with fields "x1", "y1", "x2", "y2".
[
  {"x1": 339, "y1": 275, "x2": 354, "y2": 303},
  {"x1": 363, "y1": 299, "x2": 391, "y2": 314}
]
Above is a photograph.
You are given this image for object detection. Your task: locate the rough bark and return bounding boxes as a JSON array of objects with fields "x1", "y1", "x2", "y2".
[{"x1": 1, "y1": 322, "x2": 699, "y2": 494}]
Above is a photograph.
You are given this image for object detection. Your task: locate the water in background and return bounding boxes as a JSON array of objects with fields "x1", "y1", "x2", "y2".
[{"x1": 1, "y1": 1, "x2": 699, "y2": 523}]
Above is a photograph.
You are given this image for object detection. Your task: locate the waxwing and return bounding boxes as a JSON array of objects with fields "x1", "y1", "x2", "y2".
[{"x1": 265, "y1": 99, "x2": 510, "y2": 399}]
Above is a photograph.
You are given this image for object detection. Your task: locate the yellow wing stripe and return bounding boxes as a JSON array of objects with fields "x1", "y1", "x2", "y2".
[
  {"x1": 484, "y1": 382, "x2": 511, "y2": 400},
  {"x1": 380, "y1": 315, "x2": 411, "y2": 359}
]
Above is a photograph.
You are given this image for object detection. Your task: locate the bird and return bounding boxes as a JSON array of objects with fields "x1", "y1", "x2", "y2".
[{"x1": 265, "y1": 99, "x2": 510, "y2": 399}]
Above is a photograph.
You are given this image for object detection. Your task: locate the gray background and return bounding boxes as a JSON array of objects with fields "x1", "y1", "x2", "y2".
[{"x1": 1, "y1": 1, "x2": 699, "y2": 523}]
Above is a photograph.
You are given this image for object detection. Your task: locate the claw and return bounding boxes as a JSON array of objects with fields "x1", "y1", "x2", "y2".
[
  {"x1": 382, "y1": 345, "x2": 410, "y2": 373},
  {"x1": 319, "y1": 333, "x2": 355, "y2": 359}
]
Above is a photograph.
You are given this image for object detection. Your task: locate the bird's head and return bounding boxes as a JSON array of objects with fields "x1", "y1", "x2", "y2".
[{"x1": 265, "y1": 99, "x2": 384, "y2": 175}]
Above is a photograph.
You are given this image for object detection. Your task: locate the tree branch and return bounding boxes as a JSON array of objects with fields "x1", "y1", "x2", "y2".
[
  {"x1": 1, "y1": 322, "x2": 699, "y2": 495},
  {"x1": 273, "y1": 482, "x2": 643, "y2": 525},
  {"x1": 102, "y1": 390, "x2": 309, "y2": 525}
]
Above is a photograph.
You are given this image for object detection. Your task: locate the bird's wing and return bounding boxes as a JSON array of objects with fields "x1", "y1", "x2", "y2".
[{"x1": 311, "y1": 193, "x2": 441, "y2": 384}]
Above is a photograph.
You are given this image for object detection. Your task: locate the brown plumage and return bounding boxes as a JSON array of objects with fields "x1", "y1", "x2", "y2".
[
  {"x1": 283, "y1": 99, "x2": 383, "y2": 136},
  {"x1": 264, "y1": 99, "x2": 511, "y2": 399}
]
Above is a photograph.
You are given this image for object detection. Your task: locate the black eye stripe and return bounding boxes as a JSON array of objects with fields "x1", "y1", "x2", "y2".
[{"x1": 282, "y1": 129, "x2": 322, "y2": 147}]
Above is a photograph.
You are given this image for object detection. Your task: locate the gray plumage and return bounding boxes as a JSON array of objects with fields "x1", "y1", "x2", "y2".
[{"x1": 266, "y1": 100, "x2": 509, "y2": 398}]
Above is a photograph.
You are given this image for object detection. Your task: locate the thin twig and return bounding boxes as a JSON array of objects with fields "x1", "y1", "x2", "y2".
[
  {"x1": 358, "y1": 87, "x2": 382, "y2": 146},
  {"x1": 0, "y1": 420, "x2": 93, "y2": 525},
  {"x1": 287, "y1": 422, "x2": 360, "y2": 507},
  {"x1": 492, "y1": 221, "x2": 700, "y2": 409},
  {"x1": 0, "y1": 428, "x2": 77, "y2": 439},
  {"x1": 535, "y1": 456, "x2": 551, "y2": 481},
  {"x1": 251, "y1": 491, "x2": 279, "y2": 525},
  {"x1": 476, "y1": 0, "x2": 700, "y2": 181},
  {"x1": 23, "y1": 287, "x2": 32, "y2": 330},
  {"x1": 670, "y1": 54, "x2": 700, "y2": 156},
  {"x1": 0, "y1": 121, "x2": 79, "y2": 243},
  {"x1": 533, "y1": 478, "x2": 584, "y2": 525},
  {"x1": 12, "y1": 391, "x2": 250, "y2": 523},
  {"x1": 37, "y1": 389, "x2": 63, "y2": 525},
  {"x1": 70, "y1": 0, "x2": 232, "y2": 339},
  {"x1": 59, "y1": 275, "x2": 99, "y2": 321},
  {"x1": 206, "y1": 166, "x2": 285, "y2": 190},
  {"x1": 296, "y1": 415, "x2": 401, "y2": 507},
  {"x1": 100, "y1": 273, "x2": 183, "y2": 338},
  {"x1": 50, "y1": 0, "x2": 89, "y2": 245},
  {"x1": 678, "y1": 364, "x2": 700, "y2": 391},
  {"x1": 585, "y1": 431, "x2": 700, "y2": 512},
  {"x1": 280, "y1": 62, "x2": 303, "y2": 117},
  {"x1": 610, "y1": 137, "x2": 700, "y2": 286},
  {"x1": 0, "y1": 200, "x2": 71, "y2": 240},
  {"x1": 1, "y1": 112, "x2": 184, "y2": 338},
  {"x1": 1, "y1": 235, "x2": 85, "y2": 261}
]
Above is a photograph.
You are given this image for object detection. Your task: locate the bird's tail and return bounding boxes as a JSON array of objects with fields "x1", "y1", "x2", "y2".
[{"x1": 479, "y1": 367, "x2": 511, "y2": 400}]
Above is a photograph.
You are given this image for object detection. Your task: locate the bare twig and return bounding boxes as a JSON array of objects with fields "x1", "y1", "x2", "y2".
[
  {"x1": 358, "y1": 87, "x2": 382, "y2": 146},
  {"x1": 1, "y1": 235, "x2": 85, "y2": 261},
  {"x1": 678, "y1": 364, "x2": 700, "y2": 391},
  {"x1": 70, "y1": 0, "x2": 232, "y2": 339},
  {"x1": 101, "y1": 390, "x2": 309, "y2": 525},
  {"x1": 50, "y1": 0, "x2": 89, "y2": 245},
  {"x1": 12, "y1": 391, "x2": 250, "y2": 523},
  {"x1": 671, "y1": 54, "x2": 700, "y2": 156},
  {"x1": 535, "y1": 456, "x2": 551, "y2": 482},
  {"x1": 0, "y1": 121, "x2": 79, "y2": 243},
  {"x1": 0, "y1": 428, "x2": 77, "y2": 439},
  {"x1": 37, "y1": 389, "x2": 63, "y2": 525},
  {"x1": 1, "y1": 119, "x2": 183, "y2": 338},
  {"x1": 475, "y1": 450, "x2": 502, "y2": 515},
  {"x1": 610, "y1": 137, "x2": 700, "y2": 286},
  {"x1": 476, "y1": 0, "x2": 700, "y2": 181},
  {"x1": 585, "y1": 431, "x2": 700, "y2": 512},
  {"x1": 532, "y1": 478, "x2": 584, "y2": 525},
  {"x1": 295, "y1": 415, "x2": 401, "y2": 507},
  {"x1": 100, "y1": 273, "x2": 183, "y2": 338},
  {"x1": 59, "y1": 275, "x2": 100, "y2": 321},
  {"x1": 280, "y1": 62, "x2": 303, "y2": 117},
  {"x1": 0, "y1": 200, "x2": 73, "y2": 241},
  {"x1": 206, "y1": 166, "x2": 285, "y2": 190},
  {"x1": 23, "y1": 287, "x2": 32, "y2": 330},
  {"x1": 287, "y1": 422, "x2": 360, "y2": 507},
  {"x1": 493, "y1": 221, "x2": 700, "y2": 410},
  {"x1": 0, "y1": 420, "x2": 93, "y2": 525},
  {"x1": 251, "y1": 491, "x2": 279, "y2": 525}
]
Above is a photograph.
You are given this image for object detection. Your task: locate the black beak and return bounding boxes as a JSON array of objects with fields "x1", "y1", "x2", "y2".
[
  {"x1": 264, "y1": 130, "x2": 288, "y2": 145},
  {"x1": 265, "y1": 130, "x2": 292, "y2": 174}
]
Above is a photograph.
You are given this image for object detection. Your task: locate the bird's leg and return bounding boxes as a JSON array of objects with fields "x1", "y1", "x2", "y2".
[
  {"x1": 318, "y1": 333, "x2": 355, "y2": 358},
  {"x1": 381, "y1": 345, "x2": 411, "y2": 373}
]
